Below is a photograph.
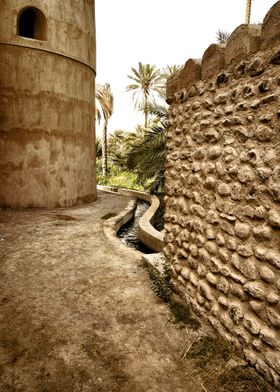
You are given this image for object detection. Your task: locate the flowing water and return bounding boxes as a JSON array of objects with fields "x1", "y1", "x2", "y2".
[{"x1": 117, "y1": 200, "x2": 155, "y2": 254}]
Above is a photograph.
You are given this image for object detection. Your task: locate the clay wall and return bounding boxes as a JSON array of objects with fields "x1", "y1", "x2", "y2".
[
  {"x1": 0, "y1": 0, "x2": 96, "y2": 207},
  {"x1": 164, "y1": 1, "x2": 280, "y2": 385}
]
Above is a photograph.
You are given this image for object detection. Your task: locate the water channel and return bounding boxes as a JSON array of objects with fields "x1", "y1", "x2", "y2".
[{"x1": 117, "y1": 200, "x2": 155, "y2": 254}]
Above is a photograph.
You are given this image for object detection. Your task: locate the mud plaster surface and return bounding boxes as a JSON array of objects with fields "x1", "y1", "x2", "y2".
[{"x1": 0, "y1": 191, "x2": 202, "y2": 392}]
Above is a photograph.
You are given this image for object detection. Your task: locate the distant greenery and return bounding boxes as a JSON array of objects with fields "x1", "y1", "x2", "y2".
[{"x1": 96, "y1": 63, "x2": 181, "y2": 194}]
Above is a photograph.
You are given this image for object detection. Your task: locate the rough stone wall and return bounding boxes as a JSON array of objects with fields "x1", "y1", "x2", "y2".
[
  {"x1": 164, "y1": 1, "x2": 280, "y2": 385},
  {"x1": 0, "y1": 0, "x2": 96, "y2": 207}
]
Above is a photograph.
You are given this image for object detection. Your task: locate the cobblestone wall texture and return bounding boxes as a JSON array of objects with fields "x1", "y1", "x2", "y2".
[{"x1": 164, "y1": 1, "x2": 280, "y2": 385}]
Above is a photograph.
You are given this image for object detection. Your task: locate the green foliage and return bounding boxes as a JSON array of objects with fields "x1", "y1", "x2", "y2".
[
  {"x1": 101, "y1": 212, "x2": 117, "y2": 220},
  {"x1": 126, "y1": 62, "x2": 163, "y2": 127},
  {"x1": 96, "y1": 83, "x2": 114, "y2": 177},
  {"x1": 218, "y1": 366, "x2": 274, "y2": 392},
  {"x1": 96, "y1": 159, "x2": 144, "y2": 190},
  {"x1": 187, "y1": 335, "x2": 233, "y2": 368},
  {"x1": 126, "y1": 103, "x2": 167, "y2": 193},
  {"x1": 168, "y1": 301, "x2": 200, "y2": 329},
  {"x1": 148, "y1": 259, "x2": 175, "y2": 302},
  {"x1": 216, "y1": 29, "x2": 231, "y2": 44}
]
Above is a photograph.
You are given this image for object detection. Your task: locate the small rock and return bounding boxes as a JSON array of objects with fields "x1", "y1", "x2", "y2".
[
  {"x1": 235, "y1": 222, "x2": 251, "y2": 239},
  {"x1": 217, "y1": 277, "x2": 230, "y2": 294},
  {"x1": 255, "y1": 126, "x2": 274, "y2": 142},
  {"x1": 243, "y1": 315, "x2": 260, "y2": 334},
  {"x1": 208, "y1": 146, "x2": 222, "y2": 160},
  {"x1": 243, "y1": 282, "x2": 265, "y2": 300},
  {"x1": 218, "y1": 183, "x2": 231, "y2": 196},
  {"x1": 268, "y1": 210, "x2": 280, "y2": 228},
  {"x1": 252, "y1": 225, "x2": 272, "y2": 241},
  {"x1": 259, "y1": 266, "x2": 275, "y2": 283},
  {"x1": 206, "y1": 272, "x2": 218, "y2": 286},
  {"x1": 237, "y1": 245, "x2": 254, "y2": 257},
  {"x1": 267, "y1": 307, "x2": 280, "y2": 327},
  {"x1": 267, "y1": 292, "x2": 279, "y2": 305}
]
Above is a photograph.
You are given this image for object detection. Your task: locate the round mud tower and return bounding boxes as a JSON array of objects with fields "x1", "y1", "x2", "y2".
[{"x1": 0, "y1": 0, "x2": 96, "y2": 207}]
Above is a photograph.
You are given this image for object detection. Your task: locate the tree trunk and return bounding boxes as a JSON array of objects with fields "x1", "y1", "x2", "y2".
[
  {"x1": 102, "y1": 120, "x2": 108, "y2": 177},
  {"x1": 144, "y1": 94, "x2": 148, "y2": 128},
  {"x1": 245, "y1": 0, "x2": 252, "y2": 24}
]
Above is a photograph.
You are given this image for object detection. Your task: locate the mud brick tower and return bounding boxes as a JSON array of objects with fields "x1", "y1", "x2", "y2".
[{"x1": 0, "y1": 0, "x2": 96, "y2": 207}]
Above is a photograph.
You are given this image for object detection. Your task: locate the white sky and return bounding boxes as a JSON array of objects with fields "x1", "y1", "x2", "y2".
[{"x1": 95, "y1": 0, "x2": 277, "y2": 136}]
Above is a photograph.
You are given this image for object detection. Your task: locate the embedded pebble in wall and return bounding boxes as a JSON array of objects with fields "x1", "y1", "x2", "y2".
[
  {"x1": 239, "y1": 259, "x2": 258, "y2": 280},
  {"x1": 252, "y1": 225, "x2": 272, "y2": 241},
  {"x1": 237, "y1": 165, "x2": 255, "y2": 183},
  {"x1": 243, "y1": 314, "x2": 261, "y2": 335},
  {"x1": 234, "y1": 222, "x2": 251, "y2": 239},
  {"x1": 214, "y1": 93, "x2": 228, "y2": 105},
  {"x1": 267, "y1": 307, "x2": 280, "y2": 327},
  {"x1": 249, "y1": 57, "x2": 265, "y2": 76},
  {"x1": 206, "y1": 272, "x2": 218, "y2": 286},
  {"x1": 174, "y1": 262, "x2": 183, "y2": 273},
  {"x1": 193, "y1": 147, "x2": 206, "y2": 160},
  {"x1": 205, "y1": 241, "x2": 218, "y2": 255},
  {"x1": 218, "y1": 248, "x2": 230, "y2": 263},
  {"x1": 198, "y1": 280, "x2": 215, "y2": 301},
  {"x1": 257, "y1": 166, "x2": 273, "y2": 180},
  {"x1": 220, "y1": 312, "x2": 235, "y2": 331},
  {"x1": 237, "y1": 244, "x2": 254, "y2": 257},
  {"x1": 205, "y1": 227, "x2": 216, "y2": 240},
  {"x1": 267, "y1": 292, "x2": 280, "y2": 305},
  {"x1": 252, "y1": 339, "x2": 263, "y2": 351},
  {"x1": 216, "y1": 233, "x2": 225, "y2": 246},
  {"x1": 197, "y1": 292, "x2": 206, "y2": 305},
  {"x1": 181, "y1": 267, "x2": 191, "y2": 281},
  {"x1": 197, "y1": 264, "x2": 208, "y2": 277},
  {"x1": 210, "y1": 302, "x2": 220, "y2": 316},
  {"x1": 259, "y1": 327, "x2": 279, "y2": 349},
  {"x1": 230, "y1": 183, "x2": 243, "y2": 201},
  {"x1": 203, "y1": 176, "x2": 216, "y2": 190},
  {"x1": 226, "y1": 236, "x2": 237, "y2": 251},
  {"x1": 218, "y1": 296, "x2": 228, "y2": 308},
  {"x1": 208, "y1": 145, "x2": 222, "y2": 160},
  {"x1": 220, "y1": 265, "x2": 231, "y2": 277},
  {"x1": 220, "y1": 220, "x2": 235, "y2": 236},
  {"x1": 196, "y1": 234, "x2": 206, "y2": 247},
  {"x1": 191, "y1": 204, "x2": 206, "y2": 218},
  {"x1": 255, "y1": 125, "x2": 275, "y2": 142},
  {"x1": 244, "y1": 349, "x2": 257, "y2": 366},
  {"x1": 268, "y1": 209, "x2": 280, "y2": 228},
  {"x1": 206, "y1": 210, "x2": 219, "y2": 225},
  {"x1": 260, "y1": 266, "x2": 275, "y2": 284},
  {"x1": 250, "y1": 299, "x2": 265, "y2": 314},
  {"x1": 236, "y1": 327, "x2": 251, "y2": 345},
  {"x1": 231, "y1": 282, "x2": 246, "y2": 300},
  {"x1": 229, "y1": 301, "x2": 244, "y2": 324},
  {"x1": 217, "y1": 277, "x2": 230, "y2": 294},
  {"x1": 217, "y1": 183, "x2": 231, "y2": 196},
  {"x1": 244, "y1": 282, "x2": 266, "y2": 300},
  {"x1": 189, "y1": 272, "x2": 198, "y2": 286}
]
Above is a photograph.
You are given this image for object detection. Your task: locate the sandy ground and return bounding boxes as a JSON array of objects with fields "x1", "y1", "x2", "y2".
[
  {"x1": 0, "y1": 191, "x2": 202, "y2": 392},
  {"x1": 0, "y1": 190, "x2": 277, "y2": 392}
]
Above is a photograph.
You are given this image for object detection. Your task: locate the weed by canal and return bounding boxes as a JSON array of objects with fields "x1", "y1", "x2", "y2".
[{"x1": 101, "y1": 212, "x2": 118, "y2": 220}]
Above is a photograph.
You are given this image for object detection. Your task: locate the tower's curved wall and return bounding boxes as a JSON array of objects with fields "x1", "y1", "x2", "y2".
[{"x1": 0, "y1": 0, "x2": 96, "y2": 207}]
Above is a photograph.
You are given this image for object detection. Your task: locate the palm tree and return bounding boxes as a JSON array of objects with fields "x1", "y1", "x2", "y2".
[
  {"x1": 96, "y1": 83, "x2": 113, "y2": 177},
  {"x1": 126, "y1": 103, "x2": 167, "y2": 193},
  {"x1": 126, "y1": 62, "x2": 162, "y2": 128},
  {"x1": 158, "y1": 65, "x2": 183, "y2": 99},
  {"x1": 216, "y1": 30, "x2": 230, "y2": 44},
  {"x1": 245, "y1": 0, "x2": 252, "y2": 24}
]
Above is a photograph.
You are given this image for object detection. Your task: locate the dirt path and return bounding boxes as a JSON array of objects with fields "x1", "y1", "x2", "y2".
[{"x1": 0, "y1": 191, "x2": 276, "y2": 392}]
